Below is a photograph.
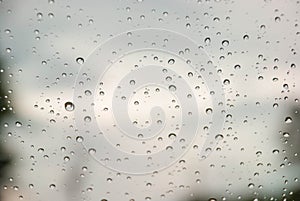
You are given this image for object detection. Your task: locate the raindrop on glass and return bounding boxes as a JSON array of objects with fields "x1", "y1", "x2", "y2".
[
  {"x1": 168, "y1": 59, "x2": 175, "y2": 65},
  {"x1": 168, "y1": 85, "x2": 177, "y2": 92},
  {"x1": 76, "y1": 57, "x2": 85, "y2": 65},
  {"x1": 64, "y1": 102, "x2": 75, "y2": 111},
  {"x1": 284, "y1": 117, "x2": 293, "y2": 124},
  {"x1": 88, "y1": 148, "x2": 96, "y2": 155},
  {"x1": 222, "y1": 40, "x2": 229, "y2": 46}
]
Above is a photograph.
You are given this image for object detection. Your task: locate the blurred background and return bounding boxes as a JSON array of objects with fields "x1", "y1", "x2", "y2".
[{"x1": 0, "y1": 0, "x2": 300, "y2": 200}]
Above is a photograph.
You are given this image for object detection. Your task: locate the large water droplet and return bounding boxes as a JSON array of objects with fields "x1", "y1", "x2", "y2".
[
  {"x1": 15, "y1": 121, "x2": 22, "y2": 127},
  {"x1": 168, "y1": 59, "x2": 175, "y2": 65},
  {"x1": 76, "y1": 57, "x2": 84, "y2": 65},
  {"x1": 64, "y1": 102, "x2": 75, "y2": 111},
  {"x1": 284, "y1": 116, "x2": 293, "y2": 124},
  {"x1": 222, "y1": 40, "x2": 229, "y2": 46}
]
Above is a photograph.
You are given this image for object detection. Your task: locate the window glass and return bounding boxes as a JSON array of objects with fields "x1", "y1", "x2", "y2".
[{"x1": 0, "y1": 0, "x2": 299, "y2": 200}]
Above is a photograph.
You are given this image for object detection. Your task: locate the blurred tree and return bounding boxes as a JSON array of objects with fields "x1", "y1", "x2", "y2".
[{"x1": 0, "y1": 58, "x2": 11, "y2": 183}]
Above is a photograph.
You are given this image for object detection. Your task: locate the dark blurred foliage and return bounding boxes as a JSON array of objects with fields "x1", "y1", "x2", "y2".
[{"x1": 0, "y1": 58, "x2": 11, "y2": 183}]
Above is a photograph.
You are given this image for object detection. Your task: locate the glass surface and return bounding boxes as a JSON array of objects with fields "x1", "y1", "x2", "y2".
[{"x1": 0, "y1": 0, "x2": 299, "y2": 200}]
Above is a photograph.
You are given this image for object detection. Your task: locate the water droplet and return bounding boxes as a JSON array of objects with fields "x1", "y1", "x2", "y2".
[
  {"x1": 168, "y1": 85, "x2": 177, "y2": 91},
  {"x1": 49, "y1": 184, "x2": 56, "y2": 189},
  {"x1": 185, "y1": 23, "x2": 191, "y2": 28},
  {"x1": 88, "y1": 148, "x2": 96, "y2": 155},
  {"x1": 283, "y1": 83, "x2": 289, "y2": 90},
  {"x1": 223, "y1": 79, "x2": 230, "y2": 85},
  {"x1": 272, "y1": 149, "x2": 279, "y2": 154},
  {"x1": 215, "y1": 134, "x2": 224, "y2": 140},
  {"x1": 285, "y1": 117, "x2": 293, "y2": 124},
  {"x1": 204, "y1": 37, "x2": 211, "y2": 44},
  {"x1": 248, "y1": 183, "x2": 255, "y2": 189},
  {"x1": 76, "y1": 57, "x2": 84, "y2": 65},
  {"x1": 84, "y1": 90, "x2": 92, "y2": 96},
  {"x1": 15, "y1": 121, "x2": 22, "y2": 127},
  {"x1": 129, "y1": 80, "x2": 136, "y2": 85},
  {"x1": 275, "y1": 16, "x2": 281, "y2": 22},
  {"x1": 168, "y1": 59, "x2": 175, "y2": 65},
  {"x1": 4, "y1": 29, "x2": 11, "y2": 34},
  {"x1": 243, "y1": 34, "x2": 249, "y2": 40},
  {"x1": 48, "y1": 13, "x2": 54, "y2": 18},
  {"x1": 76, "y1": 136, "x2": 84, "y2": 142},
  {"x1": 168, "y1": 133, "x2": 177, "y2": 139},
  {"x1": 291, "y1": 63, "x2": 296, "y2": 69},
  {"x1": 64, "y1": 156, "x2": 70, "y2": 161},
  {"x1": 222, "y1": 40, "x2": 229, "y2": 46},
  {"x1": 165, "y1": 76, "x2": 172, "y2": 81},
  {"x1": 206, "y1": 108, "x2": 213, "y2": 114},
  {"x1": 64, "y1": 102, "x2": 74, "y2": 111},
  {"x1": 234, "y1": 64, "x2": 241, "y2": 70},
  {"x1": 283, "y1": 132, "x2": 290, "y2": 137},
  {"x1": 84, "y1": 116, "x2": 91, "y2": 123},
  {"x1": 36, "y1": 12, "x2": 43, "y2": 19}
]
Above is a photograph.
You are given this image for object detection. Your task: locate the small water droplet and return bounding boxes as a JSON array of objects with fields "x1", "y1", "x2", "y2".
[
  {"x1": 222, "y1": 40, "x2": 229, "y2": 46},
  {"x1": 204, "y1": 37, "x2": 211, "y2": 44},
  {"x1": 15, "y1": 121, "x2": 22, "y2": 127},
  {"x1": 84, "y1": 116, "x2": 91, "y2": 123},
  {"x1": 243, "y1": 34, "x2": 249, "y2": 40},
  {"x1": 129, "y1": 80, "x2": 136, "y2": 85},
  {"x1": 223, "y1": 79, "x2": 230, "y2": 85},
  {"x1": 275, "y1": 16, "x2": 281, "y2": 22},
  {"x1": 36, "y1": 12, "x2": 43, "y2": 19},
  {"x1": 4, "y1": 29, "x2": 11, "y2": 34},
  {"x1": 185, "y1": 23, "x2": 191, "y2": 28},
  {"x1": 168, "y1": 133, "x2": 177, "y2": 139},
  {"x1": 168, "y1": 85, "x2": 177, "y2": 91},
  {"x1": 272, "y1": 149, "x2": 279, "y2": 154},
  {"x1": 215, "y1": 134, "x2": 224, "y2": 140},
  {"x1": 84, "y1": 90, "x2": 92, "y2": 96},
  {"x1": 248, "y1": 183, "x2": 255, "y2": 189},
  {"x1": 63, "y1": 156, "x2": 70, "y2": 161},
  {"x1": 234, "y1": 64, "x2": 241, "y2": 70},
  {"x1": 76, "y1": 136, "x2": 84, "y2": 142},
  {"x1": 206, "y1": 108, "x2": 213, "y2": 114},
  {"x1": 165, "y1": 76, "x2": 172, "y2": 81},
  {"x1": 88, "y1": 148, "x2": 96, "y2": 155},
  {"x1": 283, "y1": 132, "x2": 290, "y2": 137},
  {"x1": 285, "y1": 117, "x2": 293, "y2": 124},
  {"x1": 168, "y1": 59, "x2": 175, "y2": 65},
  {"x1": 64, "y1": 102, "x2": 75, "y2": 111},
  {"x1": 76, "y1": 57, "x2": 84, "y2": 65},
  {"x1": 49, "y1": 184, "x2": 56, "y2": 189}
]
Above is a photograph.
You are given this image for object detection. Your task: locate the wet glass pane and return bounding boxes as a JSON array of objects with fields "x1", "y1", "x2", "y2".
[{"x1": 0, "y1": 0, "x2": 299, "y2": 200}]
